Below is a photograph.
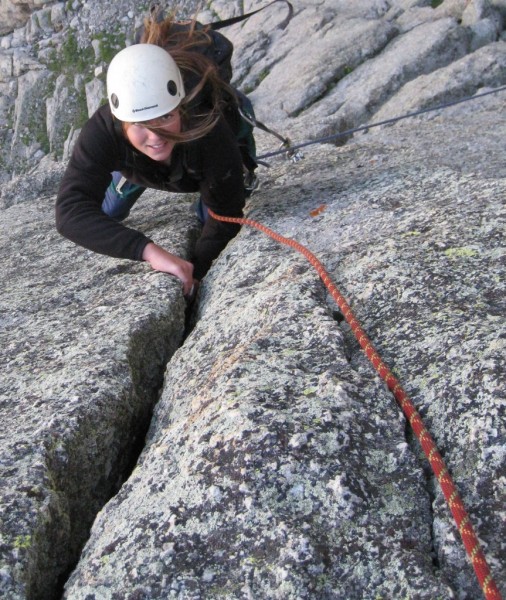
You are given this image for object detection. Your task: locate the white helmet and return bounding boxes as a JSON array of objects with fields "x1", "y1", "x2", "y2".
[{"x1": 106, "y1": 44, "x2": 185, "y2": 122}]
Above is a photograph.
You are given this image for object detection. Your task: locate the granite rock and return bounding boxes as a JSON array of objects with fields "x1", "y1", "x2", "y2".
[
  {"x1": 0, "y1": 1, "x2": 505, "y2": 599},
  {"x1": 63, "y1": 93, "x2": 505, "y2": 600}
]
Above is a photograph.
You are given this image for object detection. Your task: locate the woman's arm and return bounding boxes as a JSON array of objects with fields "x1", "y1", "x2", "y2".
[
  {"x1": 55, "y1": 106, "x2": 195, "y2": 294},
  {"x1": 55, "y1": 106, "x2": 153, "y2": 261},
  {"x1": 191, "y1": 115, "x2": 246, "y2": 278}
]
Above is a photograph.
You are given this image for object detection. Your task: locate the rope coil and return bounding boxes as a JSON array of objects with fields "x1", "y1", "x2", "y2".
[{"x1": 208, "y1": 208, "x2": 502, "y2": 600}]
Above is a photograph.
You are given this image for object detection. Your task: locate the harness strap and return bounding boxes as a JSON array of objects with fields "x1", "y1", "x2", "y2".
[
  {"x1": 238, "y1": 106, "x2": 302, "y2": 166},
  {"x1": 209, "y1": 0, "x2": 293, "y2": 31},
  {"x1": 239, "y1": 107, "x2": 288, "y2": 145}
]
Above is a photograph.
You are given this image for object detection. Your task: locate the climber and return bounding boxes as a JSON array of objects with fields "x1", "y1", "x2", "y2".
[{"x1": 55, "y1": 15, "x2": 257, "y2": 299}]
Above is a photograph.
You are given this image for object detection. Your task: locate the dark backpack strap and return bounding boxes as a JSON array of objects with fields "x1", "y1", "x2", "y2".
[{"x1": 209, "y1": 0, "x2": 293, "y2": 31}]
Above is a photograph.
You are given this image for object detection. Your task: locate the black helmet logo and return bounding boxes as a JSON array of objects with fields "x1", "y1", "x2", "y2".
[
  {"x1": 167, "y1": 80, "x2": 178, "y2": 96},
  {"x1": 111, "y1": 93, "x2": 119, "y2": 108}
]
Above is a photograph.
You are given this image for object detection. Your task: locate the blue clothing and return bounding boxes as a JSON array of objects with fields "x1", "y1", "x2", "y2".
[
  {"x1": 103, "y1": 172, "x2": 210, "y2": 225},
  {"x1": 102, "y1": 172, "x2": 146, "y2": 221}
]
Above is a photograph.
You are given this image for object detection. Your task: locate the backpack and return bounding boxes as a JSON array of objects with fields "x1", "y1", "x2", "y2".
[
  {"x1": 139, "y1": 1, "x2": 293, "y2": 83},
  {"x1": 135, "y1": 1, "x2": 294, "y2": 175}
]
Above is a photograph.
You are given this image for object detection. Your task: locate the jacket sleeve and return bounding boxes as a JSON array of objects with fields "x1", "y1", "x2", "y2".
[
  {"x1": 55, "y1": 107, "x2": 152, "y2": 261},
  {"x1": 191, "y1": 114, "x2": 246, "y2": 279}
]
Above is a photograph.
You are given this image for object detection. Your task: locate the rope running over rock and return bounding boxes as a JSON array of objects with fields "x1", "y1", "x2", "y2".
[
  {"x1": 257, "y1": 85, "x2": 506, "y2": 161},
  {"x1": 207, "y1": 208, "x2": 502, "y2": 600}
]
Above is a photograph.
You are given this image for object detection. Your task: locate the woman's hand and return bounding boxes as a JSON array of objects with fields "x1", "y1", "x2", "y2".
[{"x1": 142, "y1": 242, "x2": 195, "y2": 297}]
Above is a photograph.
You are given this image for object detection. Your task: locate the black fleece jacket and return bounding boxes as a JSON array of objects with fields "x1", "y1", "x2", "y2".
[{"x1": 55, "y1": 103, "x2": 245, "y2": 279}]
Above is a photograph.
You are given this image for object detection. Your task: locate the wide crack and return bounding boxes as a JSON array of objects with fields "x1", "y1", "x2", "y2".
[{"x1": 44, "y1": 308, "x2": 192, "y2": 600}]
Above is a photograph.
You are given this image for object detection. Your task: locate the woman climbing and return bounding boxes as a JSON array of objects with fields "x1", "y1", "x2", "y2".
[{"x1": 55, "y1": 14, "x2": 257, "y2": 298}]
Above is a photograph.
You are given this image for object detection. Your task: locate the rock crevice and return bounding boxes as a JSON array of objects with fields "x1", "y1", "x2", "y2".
[{"x1": 1, "y1": 1, "x2": 505, "y2": 598}]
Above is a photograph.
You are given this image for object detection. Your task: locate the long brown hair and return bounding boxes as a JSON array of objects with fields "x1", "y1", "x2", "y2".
[{"x1": 128, "y1": 11, "x2": 237, "y2": 143}]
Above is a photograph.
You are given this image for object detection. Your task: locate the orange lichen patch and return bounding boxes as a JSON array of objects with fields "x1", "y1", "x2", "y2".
[{"x1": 309, "y1": 204, "x2": 327, "y2": 217}]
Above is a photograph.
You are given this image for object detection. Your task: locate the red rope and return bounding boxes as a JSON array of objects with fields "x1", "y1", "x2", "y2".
[{"x1": 208, "y1": 209, "x2": 502, "y2": 600}]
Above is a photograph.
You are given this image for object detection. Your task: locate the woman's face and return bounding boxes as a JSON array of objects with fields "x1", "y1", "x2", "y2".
[{"x1": 124, "y1": 110, "x2": 182, "y2": 162}]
